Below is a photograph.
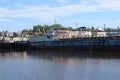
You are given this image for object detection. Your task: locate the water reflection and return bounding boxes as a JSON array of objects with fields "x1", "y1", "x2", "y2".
[
  {"x1": 0, "y1": 51, "x2": 27, "y2": 59},
  {"x1": 0, "y1": 50, "x2": 120, "y2": 80},
  {"x1": 0, "y1": 50, "x2": 120, "y2": 60},
  {"x1": 28, "y1": 50, "x2": 120, "y2": 59}
]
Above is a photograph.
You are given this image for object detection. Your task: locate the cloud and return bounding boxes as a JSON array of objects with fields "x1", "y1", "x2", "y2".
[
  {"x1": 0, "y1": 0, "x2": 120, "y2": 23},
  {"x1": 115, "y1": 20, "x2": 120, "y2": 23},
  {"x1": 93, "y1": 0, "x2": 120, "y2": 10},
  {"x1": 57, "y1": 0, "x2": 68, "y2": 3},
  {"x1": 0, "y1": 18, "x2": 13, "y2": 22}
]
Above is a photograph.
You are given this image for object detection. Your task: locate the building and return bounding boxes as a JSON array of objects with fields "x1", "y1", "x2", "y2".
[
  {"x1": 52, "y1": 28, "x2": 70, "y2": 40},
  {"x1": 92, "y1": 31, "x2": 107, "y2": 37}
]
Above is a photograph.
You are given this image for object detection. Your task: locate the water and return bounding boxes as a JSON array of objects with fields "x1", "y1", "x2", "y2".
[{"x1": 0, "y1": 50, "x2": 120, "y2": 80}]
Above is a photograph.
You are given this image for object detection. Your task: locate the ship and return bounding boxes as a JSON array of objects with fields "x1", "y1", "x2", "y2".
[{"x1": 29, "y1": 27, "x2": 120, "y2": 51}]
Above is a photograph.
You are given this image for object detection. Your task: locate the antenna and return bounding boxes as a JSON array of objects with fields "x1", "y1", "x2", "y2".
[
  {"x1": 104, "y1": 24, "x2": 106, "y2": 31},
  {"x1": 54, "y1": 18, "x2": 57, "y2": 24},
  {"x1": 117, "y1": 26, "x2": 119, "y2": 33},
  {"x1": 75, "y1": 22, "x2": 77, "y2": 28}
]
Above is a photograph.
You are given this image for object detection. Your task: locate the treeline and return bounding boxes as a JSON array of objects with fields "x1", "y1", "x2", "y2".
[
  {"x1": 22, "y1": 24, "x2": 72, "y2": 34},
  {"x1": 22, "y1": 24, "x2": 120, "y2": 34}
]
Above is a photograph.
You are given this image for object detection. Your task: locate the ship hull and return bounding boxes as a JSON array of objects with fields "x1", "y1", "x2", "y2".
[
  {"x1": 30, "y1": 38, "x2": 120, "y2": 51},
  {"x1": 30, "y1": 45, "x2": 120, "y2": 51}
]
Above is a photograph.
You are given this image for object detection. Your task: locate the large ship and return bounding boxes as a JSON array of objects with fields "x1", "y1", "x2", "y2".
[{"x1": 29, "y1": 27, "x2": 120, "y2": 51}]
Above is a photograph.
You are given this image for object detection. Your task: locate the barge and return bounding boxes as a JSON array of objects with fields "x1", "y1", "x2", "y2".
[
  {"x1": 29, "y1": 27, "x2": 120, "y2": 51},
  {"x1": 30, "y1": 37, "x2": 120, "y2": 51}
]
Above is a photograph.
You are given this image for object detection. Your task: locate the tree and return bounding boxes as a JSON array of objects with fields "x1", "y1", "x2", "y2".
[
  {"x1": 33, "y1": 25, "x2": 44, "y2": 32},
  {"x1": 49, "y1": 24, "x2": 63, "y2": 29},
  {"x1": 32, "y1": 24, "x2": 63, "y2": 33},
  {"x1": 21, "y1": 24, "x2": 70, "y2": 34},
  {"x1": 22, "y1": 29, "x2": 29, "y2": 34},
  {"x1": 44, "y1": 24, "x2": 50, "y2": 30}
]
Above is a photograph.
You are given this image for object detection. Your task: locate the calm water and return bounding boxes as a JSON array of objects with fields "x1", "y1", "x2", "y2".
[{"x1": 0, "y1": 50, "x2": 120, "y2": 80}]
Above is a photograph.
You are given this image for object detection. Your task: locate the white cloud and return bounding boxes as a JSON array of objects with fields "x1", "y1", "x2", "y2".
[
  {"x1": 0, "y1": 18, "x2": 13, "y2": 22},
  {"x1": 94, "y1": 0, "x2": 120, "y2": 10},
  {"x1": 0, "y1": 0, "x2": 120, "y2": 22},
  {"x1": 115, "y1": 20, "x2": 120, "y2": 23},
  {"x1": 57, "y1": 0, "x2": 68, "y2": 3}
]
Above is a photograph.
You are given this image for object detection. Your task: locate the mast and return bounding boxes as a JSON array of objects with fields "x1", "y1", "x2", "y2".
[{"x1": 104, "y1": 24, "x2": 106, "y2": 31}]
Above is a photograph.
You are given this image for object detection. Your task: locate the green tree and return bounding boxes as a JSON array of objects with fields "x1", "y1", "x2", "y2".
[
  {"x1": 22, "y1": 29, "x2": 29, "y2": 34},
  {"x1": 22, "y1": 24, "x2": 67, "y2": 34},
  {"x1": 33, "y1": 25, "x2": 44, "y2": 32},
  {"x1": 44, "y1": 24, "x2": 50, "y2": 30},
  {"x1": 49, "y1": 24, "x2": 63, "y2": 29}
]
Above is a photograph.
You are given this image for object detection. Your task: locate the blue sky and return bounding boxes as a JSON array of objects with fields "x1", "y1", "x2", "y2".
[{"x1": 0, "y1": 0, "x2": 120, "y2": 32}]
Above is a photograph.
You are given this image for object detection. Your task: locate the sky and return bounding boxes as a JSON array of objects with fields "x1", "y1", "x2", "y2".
[{"x1": 0, "y1": 0, "x2": 120, "y2": 32}]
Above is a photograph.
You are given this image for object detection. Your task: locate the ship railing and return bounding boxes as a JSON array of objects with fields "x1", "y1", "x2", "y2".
[{"x1": 54, "y1": 36, "x2": 120, "y2": 42}]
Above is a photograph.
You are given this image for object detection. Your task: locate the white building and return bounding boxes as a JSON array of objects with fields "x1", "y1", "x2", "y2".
[
  {"x1": 92, "y1": 31, "x2": 107, "y2": 37},
  {"x1": 69, "y1": 30, "x2": 92, "y2": 38},
  {"x1": 52, "y1": 28, "x2": 70, "y2": 40}
]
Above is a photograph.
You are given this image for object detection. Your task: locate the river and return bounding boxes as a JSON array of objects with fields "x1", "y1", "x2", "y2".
[{"x1": 0, "y1": 50, "x2": 120, "y2": 80}]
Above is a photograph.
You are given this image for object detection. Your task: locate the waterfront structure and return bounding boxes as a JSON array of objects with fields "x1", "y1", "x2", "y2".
[
  {"x1": 92, "y1": 31, "x2": 106, "y2": 37},
  {"x1": 30, "y1": 27, "x2": 70, "y2": 42},
  {"x1": 71, "y1": 30, "x2": 92, "y2": 38},
  {"x1": 29, "y1": 27, "x2": 119, "y2": 51},
  {"x1": 29, "y1": 27, "x2": 108, "y2": 42},
  {"x1": 52, "y1": 28, "x2": 70, "y2": 40}
]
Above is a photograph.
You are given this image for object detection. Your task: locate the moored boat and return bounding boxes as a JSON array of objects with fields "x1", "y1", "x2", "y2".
[{"x1": 29, "y1": 27, "x2": 120, "y2": 51}]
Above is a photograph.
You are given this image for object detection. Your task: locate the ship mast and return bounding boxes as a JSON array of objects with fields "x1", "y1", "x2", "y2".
[
  {"x1": 104, "y1": 24, "x2": 106, "y2": 31},
  {"x1": 54, "y1": 18, "x2": 57, "y2": 24}
]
